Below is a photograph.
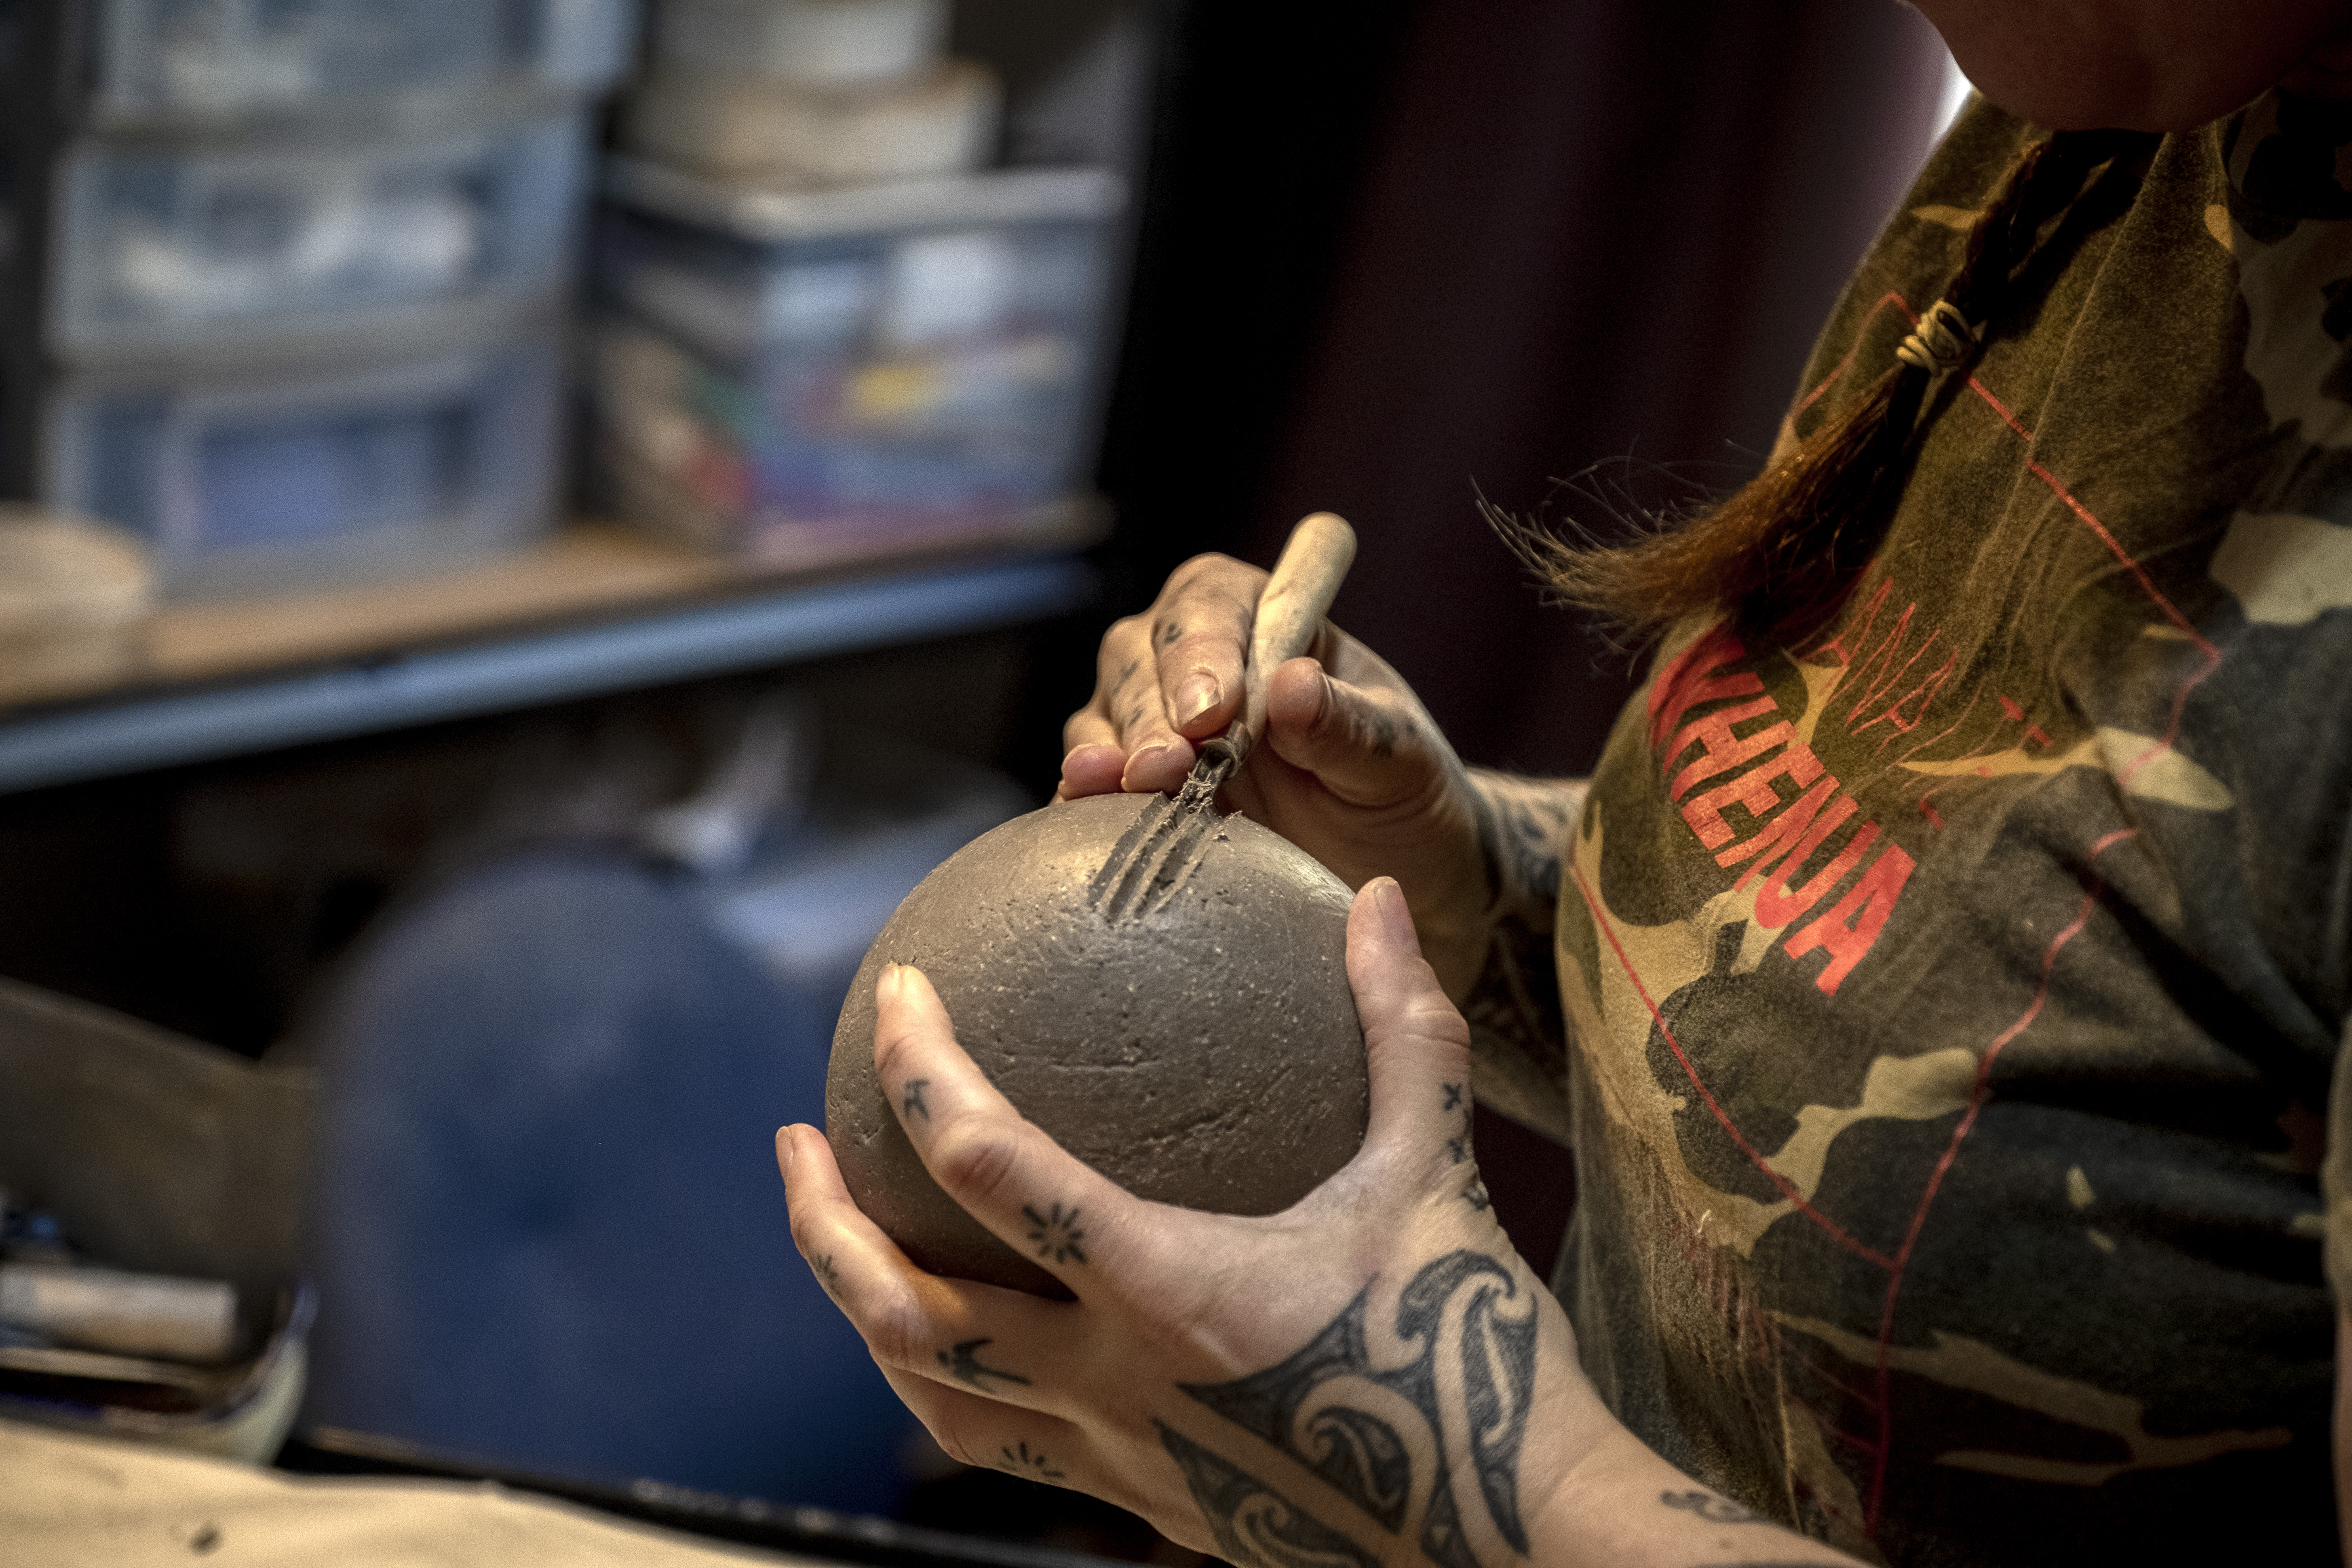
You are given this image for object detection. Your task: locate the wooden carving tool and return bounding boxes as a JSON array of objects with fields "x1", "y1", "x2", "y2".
[{"x1": 1175, "y1": 511, "x2": 1358, "y2": 812}]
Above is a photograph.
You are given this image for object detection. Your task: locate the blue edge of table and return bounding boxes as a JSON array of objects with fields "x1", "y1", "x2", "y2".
[{"x1": 0, "y1": 551, "x2": 1100, "y2": 798}]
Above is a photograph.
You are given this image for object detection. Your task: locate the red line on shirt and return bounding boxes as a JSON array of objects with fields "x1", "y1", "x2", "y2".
[
  {"x1": 1960, "y1": 378, "x2": 2227, "y2": 781},
  {"x1": 1569, "y1": 861, "x2": 1897, "y2": 1271},
  {"x1": 1964, "y1": 377, "x2": 2218, "y2": 660},
  {"x1": 1841, "y1": 378, "x2": 2230, "y2": 1536},
  {"x1": 1861, "y1": 826, "x2": 2136, "y2": 1530}
]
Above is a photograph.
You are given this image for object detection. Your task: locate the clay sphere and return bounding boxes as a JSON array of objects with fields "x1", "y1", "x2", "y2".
[{"x1": 826, "y1": 790, "x2": 1368, "y2": 1296}]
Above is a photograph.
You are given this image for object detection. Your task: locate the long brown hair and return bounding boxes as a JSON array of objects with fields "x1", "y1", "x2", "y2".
[{"x1": 1505, "y1": 127, "x2": 2158, "y2": 650}]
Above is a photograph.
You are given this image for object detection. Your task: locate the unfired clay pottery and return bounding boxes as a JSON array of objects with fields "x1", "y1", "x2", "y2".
[{"x1": 827, "y1": 790, "x2": 1368, "y2": 1296}]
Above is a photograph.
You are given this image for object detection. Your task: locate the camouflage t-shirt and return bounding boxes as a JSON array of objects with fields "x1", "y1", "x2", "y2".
[{"x1": 1546, "y1": 93, "x2": 2352, "y2": 1565}]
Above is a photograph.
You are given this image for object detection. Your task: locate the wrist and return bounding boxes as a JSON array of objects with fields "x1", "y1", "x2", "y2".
[{"x1": 1464, "y1": 769, "x2": 1584, "y2": 925}]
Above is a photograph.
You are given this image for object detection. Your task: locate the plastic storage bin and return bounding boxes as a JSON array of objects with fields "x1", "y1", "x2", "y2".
[
  {"x1": 590, "y1": 160, "x2": 1124, "y2": 563},
  {"x1": 50, "y1": 105, "x2": 590, "y2": 357},
  {"x1": 82, "y1": 0, "x2": 638, "y2": 125},
  {"x1": 42, "y1": 314, "x2": 563, "y2": 598}
]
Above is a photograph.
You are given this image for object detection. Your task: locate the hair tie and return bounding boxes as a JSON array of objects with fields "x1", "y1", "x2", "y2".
[{"x1": 1893, "y1": 298, "x2": 1977, "y2": 374}]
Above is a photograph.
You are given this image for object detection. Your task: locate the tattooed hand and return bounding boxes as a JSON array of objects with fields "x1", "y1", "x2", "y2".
[
  {"x1": 780, "y1": 881, "x2": 1861, "y2": 1568},
  {"x1": 1055, "y1": 551, "x2": 1575, "y2": 1015}
]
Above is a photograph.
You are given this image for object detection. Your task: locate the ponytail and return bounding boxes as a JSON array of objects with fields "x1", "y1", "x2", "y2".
[{"x1": 1508, "y1": 128, "x2": 2158, "y2": 648}]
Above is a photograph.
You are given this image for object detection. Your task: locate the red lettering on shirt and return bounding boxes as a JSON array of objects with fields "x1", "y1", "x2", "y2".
[
  {"x1": 1755, "y1": 815, "x2": 1876, "y2": 930},
  {"x1": 1840, "y1": 600, "x2": 1920, "y2": 729},
  {"x1": 1666, "y1": 700, "x2": 1789, "y2": 800},
  {"x1": 1642, "y1": 614, "x2": 1923, "y2": 995},
  {"x1": 1647, "y1": 622, "x2": 1762, "y2": 753},
  {"x1": 1785, "y1": 843, "x2": 1918, "y2": 994},
  {"x1": 1852, "y1": 641, "x2": 1957, "y2": 737},
  {"x1": 1718, "y1": 773, "x2": 1841, "y2": 876},
  {"x1": 1680, "y1": 743, "x2": 1826, "y2": 849}
]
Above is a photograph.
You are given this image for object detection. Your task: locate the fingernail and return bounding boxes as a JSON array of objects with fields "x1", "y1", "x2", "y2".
[
  {"x1": 778, "y1": 1127, "x2": 799, "y2": 1174},
  {"x1": 1373, "y1": 878, "x2": 1422, "y2": 956},
  {"x1": 1124, "y1": 743, "x2": 1170, "y2": 783},
  {"x1": 1177, "y1": 673, "x2": 1220, "y2": 725},
  {"x1": 878, "y1": 963, "x2": 903, "y2": 1003}
]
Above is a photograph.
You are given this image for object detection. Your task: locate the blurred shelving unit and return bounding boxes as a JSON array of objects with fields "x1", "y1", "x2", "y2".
[
  {"x1": 0, "y1": 510, "x2": 1103, "y2": 794},
  {"x1": 0, "y1": 0, "x2": 1152, "y2": 797}
]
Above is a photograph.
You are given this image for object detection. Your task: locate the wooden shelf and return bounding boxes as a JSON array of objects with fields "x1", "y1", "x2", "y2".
[
  {"x1": 145, "y1": 526, "x2": 733, "y2": 687},
  {"x1": 0, "y1": 520, "x2": 1102, "y2": 796}
]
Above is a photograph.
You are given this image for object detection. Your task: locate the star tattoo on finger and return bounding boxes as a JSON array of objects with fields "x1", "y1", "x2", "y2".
[
  {"x1": 939, "y1": 1338, "x2": 1032, "y2": 1391},
  {"x1": 1024, "y1": 1201, "x2": 1088, "y2": 1265}
]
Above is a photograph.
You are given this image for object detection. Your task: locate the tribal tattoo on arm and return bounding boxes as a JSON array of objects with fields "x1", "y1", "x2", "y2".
[
  {"x1": 1455, "y1": 772, "x2": 1583, "y2": 1138},
  {"x1": 1158, "y1": 1422, "x2": 1383, "y2": 1568},
  {"x1": 1168, "y1": 1251, "x2": 1540, "y2": 1568}
]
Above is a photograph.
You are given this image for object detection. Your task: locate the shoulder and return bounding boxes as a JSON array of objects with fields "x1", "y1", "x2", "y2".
[{"x1": 1771, "y1": 98, "x2": 2040, "y2": 459}]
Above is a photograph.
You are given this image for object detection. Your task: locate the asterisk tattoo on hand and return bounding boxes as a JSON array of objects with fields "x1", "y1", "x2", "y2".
[{"x1": 1024, "y1": 1201, "x2": 1088, "y2": 1265}]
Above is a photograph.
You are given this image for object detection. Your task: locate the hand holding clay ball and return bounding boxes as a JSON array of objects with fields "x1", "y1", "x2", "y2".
[{"x1": 826, "y1": 789, "x2": 1369, "y2": 1296}]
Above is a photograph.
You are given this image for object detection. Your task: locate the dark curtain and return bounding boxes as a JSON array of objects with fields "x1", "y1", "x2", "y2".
[{"x1": 1101, "y1": 0, "x2": 1953, "y2": 776}]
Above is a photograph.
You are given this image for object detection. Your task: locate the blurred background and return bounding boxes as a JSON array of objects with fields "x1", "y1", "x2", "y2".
[{"x1": 0, "y1": 0, "x2": 1963, "y2": 1558}]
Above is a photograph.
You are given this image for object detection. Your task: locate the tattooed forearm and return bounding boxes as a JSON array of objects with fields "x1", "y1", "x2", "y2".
[
  {"x1": 1157, "y1": 1422, "x2": 1382, "y2": 1568},
  {"x1": 1024, "y1": 1201, "x2": 1088, "y2": 1264},
  {"x1": 1457, "y1": 906, "x2": 1570, "y2": 1139},
  {"x1": 1457, "y1": 772, "x2": 1582, "y2": 1140},
  {"x1": 939, "y1": 1338, "x2": 1031, "y2": 1391},
  {"x1": 1178, "y1": 1251, "x2": 1538, "y2": 1568},
  {"x1": 1466, "y1": 771, "x2": 1582, "y2": 922},
  {"x1": 1660, "y1": 1491, "x2": 1766, "y2": 1525}
]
